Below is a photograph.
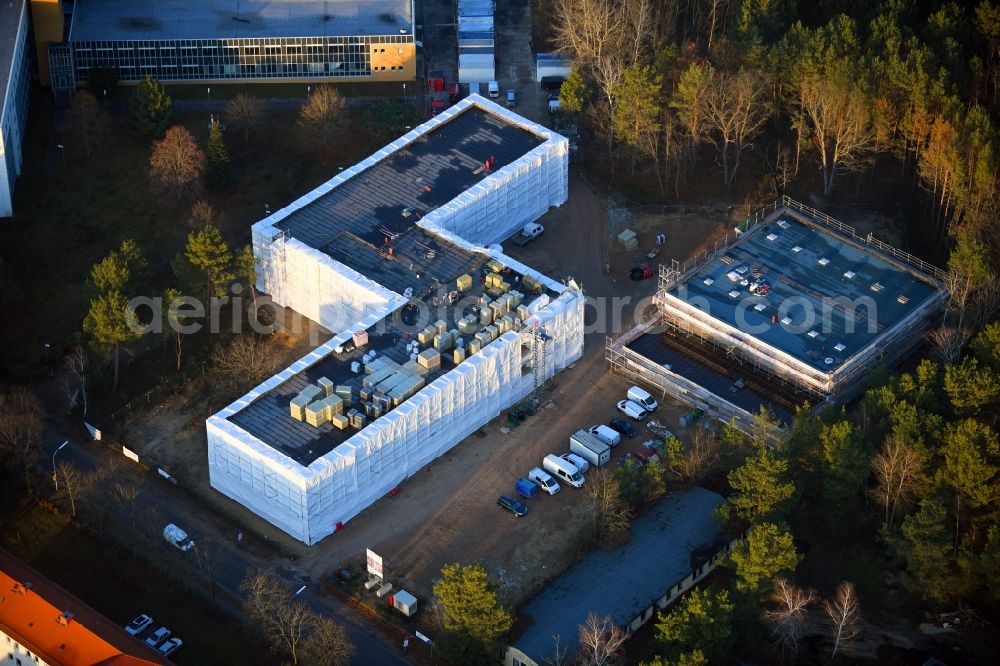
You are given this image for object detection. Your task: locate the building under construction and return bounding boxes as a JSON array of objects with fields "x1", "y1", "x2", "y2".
[{"x1": 607, "y1": 197, "x2": 949, "y2": 432}]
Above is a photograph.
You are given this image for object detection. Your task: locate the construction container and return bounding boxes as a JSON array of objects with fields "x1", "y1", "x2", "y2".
[
  {"x1": 359, "y1": 386, "x2": 374, "y2": 403},
  {"x1": 330, "y1": 414, "x2": 349, "y2": 430},
  {"x1": 486, "y1": 324, "x2": 499, "y2": 341},
  {"x1": 317, "y1": 377, "x2": 334, "y2": 396},
  {"x1": 335, "y1": 385, "x2": 352, "y2": 401},
  {"x1": 480, "y1": 307, "x2": 493, "y2": 326},
  {"x1": 456, "y1": 273, "x2": 473, "y2": 291},
  {"x1": 454, "y1": 347, "x2": 466, "y2": 364},
  {"x1": 435, "y1": 319, "x2": 447, "y2": 334},
  {"x1": 391, "y1": 590, "x2": 419, "y2": 617},
  {"x1": 289, "y1": 393, "x2": 312, "y2": 421},
  {"x1": 522, "y1": 275, "x2": 542, "y2": 293},
  {"x1": 517, "y1": 304, "x2": 530, "y2": 321},
  {"x1": 468, "y1": 339, "x2": 481, "y2": 354},
  {"x1": 487, "y1": 259, "x2": 505, "y2": 273},
  {"x1": 350, "y1": 413, "x2": 367, "y2": 430}
]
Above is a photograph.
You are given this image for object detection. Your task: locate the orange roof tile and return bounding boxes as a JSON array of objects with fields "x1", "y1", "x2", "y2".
[{"x1": 0, "y1": 549, "x2": 167, "y2": 666}]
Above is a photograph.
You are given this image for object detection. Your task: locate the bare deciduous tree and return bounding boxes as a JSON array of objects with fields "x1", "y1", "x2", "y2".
[
  {"x1": 241, "y1": 569, "x2": 352, "y2": 665},
  {"x1": 0, "y1": 387, "x2": 45, "y2": 492},
  {"x1": 927, "y1": 326, "x2": 970, "y2": 364},
  {"x1": 763, "y1": 578, "x2": 816, "y2": 660},
  {"x1": 210, "y1": 335, "x2": 279, "y2": 391},
  {"x1": 65, "y1": 90, "x2": 110, "y2": 158},
  {"x1": 59, "y1": 346, "x2": 88, "y2": 415},
  {"x1": 299, "y1": 85, "x2": 348, "y2": 149},
  {"x1": 195, "y1": 537, "x2": 228, "y2": 599},
  {"x1": 577, "y1": 613, "x2": 627, "y2": 666},
  {"x1": 54, "y1": 461, "x2": 91, "y2": 517},
  {"x1": 702, "y1": 69, "x2": 771, "y2": 186},
  {"x1": 869, "y1": 437, "x2": 924, "y2": 528},
  {"x1": 188, "y1": 199, "x2": 223, "y2": 228},
  {"x1": 583, "y1": 469, "x2": 631, "y2": 540},
  {"x1": 301, "y1": 614, "x2": 355, "y2": 666},
  {"x1": 112, "y1": 481, "x2": 142, "y2": 532},
  {"x1": 150, "y1": 125, "x2": 206, "y2": 203},
  {"x1": 799, "y1": 76, "x2": 875, "y2": 196},
  {"x1": 543, "y1": 634, "x2": 569, "y2": 666},
  {"x1": 823, "y1": 581, "x2": 861, "y2": 658},
  {"x1": 224, "y1": 93, "x2": 265, "y2": 141}
]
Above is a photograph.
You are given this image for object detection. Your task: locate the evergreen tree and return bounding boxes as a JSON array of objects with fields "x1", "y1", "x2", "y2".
[
  {"x1": 432, "y1": 563, "x2": 513, "y2": 661},
  {"x1": 236, "y1": 245, "x2": 259, "y2": 310},
  {"x1": 83, "y1": 291, "x2": 141, "y2": 394},
  {"x1": 653, "y1": 586, "x2": 734, "y2": 664},
  {"x1": 558, "y1": 69, "x2": 587, "y2": 115},
  {"x1": 721, "y1": 444, "x2": 795, "y2": 524},
  {"x1": 206, "y1": 116, "x2": 230, "y2": 189},
  {"x1": 128, "y1": 75, "x2": 172, "y2": 140},
  {"x1": 819, "y1": 420, "x2": 871, "y2": 531},
  {"x1": 185, "y1": 224, "x2": 235, "y2": 301},
  {"x1": 727, "y1": 522, "x2": 801, "y2": 596},
  {"x1": 895, "y1": 499, "x2": 954, "y2": 603}
]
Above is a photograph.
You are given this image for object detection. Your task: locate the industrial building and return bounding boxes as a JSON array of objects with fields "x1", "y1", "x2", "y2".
[
  {"x1": 608, "y1": 198, "x2": 948, "y2": 433},
  {"x1": 0, "y1": 0, "x2": 31, "y2": 218},
  {"x1": 505, "y1": 488, "x2": 728, "y2": 666},
  {"x1": 0, "y1": 548, "x2": 167, "y2": 665},
  {"x1": 206, "y1": 95, "x2": 581, "y2": 545},
  {"x1": 39, "y1": 0, "x2": 416, "y2": 92}
]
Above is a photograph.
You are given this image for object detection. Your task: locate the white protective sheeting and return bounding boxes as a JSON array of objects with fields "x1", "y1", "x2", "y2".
[
  {"x1": 458, "y1": 54, "x2": 495, "y2": 84},
  {"x1": 210, "y1": 96, "x2": 578, "y2": 545},
  {"x1": 207, "y1": 286, "x2": 584, "y2": 544}
]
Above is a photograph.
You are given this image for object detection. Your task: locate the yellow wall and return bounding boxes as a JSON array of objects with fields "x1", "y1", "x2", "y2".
[
  {"x1": 369, "y1": 42, "x2": 416, "y2": 81},
  {"x1": 30, "y1": 0, "x2": 64, "y2": 86}
]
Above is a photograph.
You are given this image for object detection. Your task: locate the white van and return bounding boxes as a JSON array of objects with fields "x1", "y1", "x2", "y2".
[
  {"x1": 488, "y1": 81, "x2": 500, "y2": 99},
  {"x1": 588, "y1": 424, "x2": 621, "y2": 448},
  {"x1": 542, "y1": 454, "x2": 584, "y2": 488},
  {"x1": 627, "y1": 386, "x2": 658, "y2": 412},
  {"x1": 528, "y1": 467, "x2": 561, "y2": 494}
]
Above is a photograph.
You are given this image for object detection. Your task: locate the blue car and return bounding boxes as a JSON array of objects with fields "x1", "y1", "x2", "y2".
[{"x1": 498, "y1": 495, "x2": 528, "y2": 517}]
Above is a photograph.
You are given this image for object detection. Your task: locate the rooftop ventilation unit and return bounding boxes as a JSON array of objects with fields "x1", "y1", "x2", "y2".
[
  {"x1": 766, "y1": 233, "x2": 778, "y2": 241},
  {"x1": 754, "y1": 303, "x2": 767, "y2": 312},
  {"x1": 728, "y1": 290, "x2": 740, "y2": 299},
  {"x1": 807, "y1": 330, "x2": 820, "y2": 338},
  {"x1": 897, "y1": 294, "x2": 909, "y2": 304},
  {"x1": 871, "y1": 282, "x2": 884, "y2": 292},
  {"x1": 792, "y1": 246, "x2": 803, "y2": 253},
  {"x1": 818, "y1": 257, "x2": 830, "y2": 266},
  {"x1": 834, "y1": 343, "x2": 846, "y2": 352},
  {"x1": 703, "y1": 277, "x2": 714, "y2": 286},
  {"x1": 777, "y1": 220, "x2": 790, "y2": 229},
  {"x1": 781, "y1": 316, "x2": 792, "y2": 325},
  {"x1": 843, "y1": 270, "x2": 855, "y2": 279}
]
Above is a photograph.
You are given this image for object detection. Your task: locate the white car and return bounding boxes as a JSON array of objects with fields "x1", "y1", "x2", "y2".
[
  {"x1": 528, "y1": 467, "x2": 561, "y2": 495},
  {"x1": 617, "y1": 399, "x2": 647, "y2": 421},
  {"x1": 124, "y1": 614, "x2": 153, "y2": 636},
  {"x1": 158, "y1": 637, "x2": 183, "y2": 657},
  {"x1": 145, "y1": 626, "x2": 170, "y2": 648},
  {"x1": 560, "y1": 452, "x2": 590, "y2": 473}
]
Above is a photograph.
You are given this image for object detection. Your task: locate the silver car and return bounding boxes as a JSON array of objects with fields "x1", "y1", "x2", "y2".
[
  {"x1": 124, "y1": 614, "x2": 153, "y2": 636},
  {"x1": 145, "y1": 626, "x2": 170, "y2": 648}
]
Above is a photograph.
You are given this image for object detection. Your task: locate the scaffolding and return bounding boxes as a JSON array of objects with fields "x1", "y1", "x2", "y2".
[{"x1": 605, "y1": 321, "x2": 772, "y2": 435}]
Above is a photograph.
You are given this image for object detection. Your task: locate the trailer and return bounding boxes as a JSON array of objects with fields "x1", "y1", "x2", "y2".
[
  {"x1": 569, "y1": 430, "x2": 611, "y2": 467},
  {"x1": 459, "y1": 53, "x2": 495, "y2": 84}
]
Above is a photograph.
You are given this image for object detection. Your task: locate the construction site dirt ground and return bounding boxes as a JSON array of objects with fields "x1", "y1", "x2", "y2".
[{"x1": 121, "y1": 169, "x2": 746, "y2": 607}]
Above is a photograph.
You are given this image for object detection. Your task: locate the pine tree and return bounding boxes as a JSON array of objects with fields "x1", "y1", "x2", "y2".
[
  {"x1": 206, "y1": 115, "x2": 230, "y2": 189},
  {"x1": 654, "y1": 586, "x2": 734, "y2": 664},
  {"x1": 83, "y1": 291, "x2": 141, "y2": 394},
  {"x1": 185, "y1": 224, "x2": 235, "y2": 300},
  {"x1": 236, "y1": 244, "x2": 258, "y2": 310},
  {"x1": 726, "y1": 522, "x2": 801, "y2": 596},
  {"x1": 432, "y1": 563, "x2": 512, "y2": 661},
  {"x1": 128, "y1": 75, "x2": 172, "y2": 140}
]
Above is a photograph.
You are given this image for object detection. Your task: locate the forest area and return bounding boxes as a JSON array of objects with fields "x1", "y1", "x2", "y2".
[{"x1": 535, "y1": 0, "x2": 1000, "y2": 663}]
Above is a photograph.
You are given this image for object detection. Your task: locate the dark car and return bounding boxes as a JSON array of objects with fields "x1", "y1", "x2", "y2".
[
  {"x1": 497, "y1": 495, "x2": 528, "y2": 517},
  {"x1": 609, "y1": 417, "x2": 638, "y2": 438}
]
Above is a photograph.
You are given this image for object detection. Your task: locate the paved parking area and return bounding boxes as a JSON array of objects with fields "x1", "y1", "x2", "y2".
[{"x1": 495, "y1": 0, "x2": 547, "y2": 122}]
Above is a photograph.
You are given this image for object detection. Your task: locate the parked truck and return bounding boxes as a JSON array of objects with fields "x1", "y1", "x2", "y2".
[
  {"x1": 512, "y1": 222, "x2": 544, "y2": 245},
  {"x1": 570, "y1": 430, "x2": 611, "y2": 467}
]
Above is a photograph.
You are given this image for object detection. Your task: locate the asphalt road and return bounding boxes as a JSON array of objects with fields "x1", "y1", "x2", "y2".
[{"x1": 38, "y1": 425, "x2": 411, "y2": 665}]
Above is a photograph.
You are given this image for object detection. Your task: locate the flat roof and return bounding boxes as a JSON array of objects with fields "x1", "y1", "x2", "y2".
[
  {"x1": 668, "y1": 215, "x2": 940, "y2": 371},
  {"x1": 228, "y1": 260, "x2": 552, "y2": 465},
  {"x1": 0, "y1": 0, "x2": 26, "y2": 116},
  {"x1": 512, "y1": 488, "x2": 724, "y2": 661},
  {"x1": 627, "y1": 332, "x2": 796, "y2": 424},
  {"x1": 0, "y1": 548, "x2": 167, "y2": 665},
  {"x1": 274, "y1": 106, "x2": 545, "y2": 258},
  {"x1": 69, "y1": 0, "x2": 413, "y2": 41}
]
